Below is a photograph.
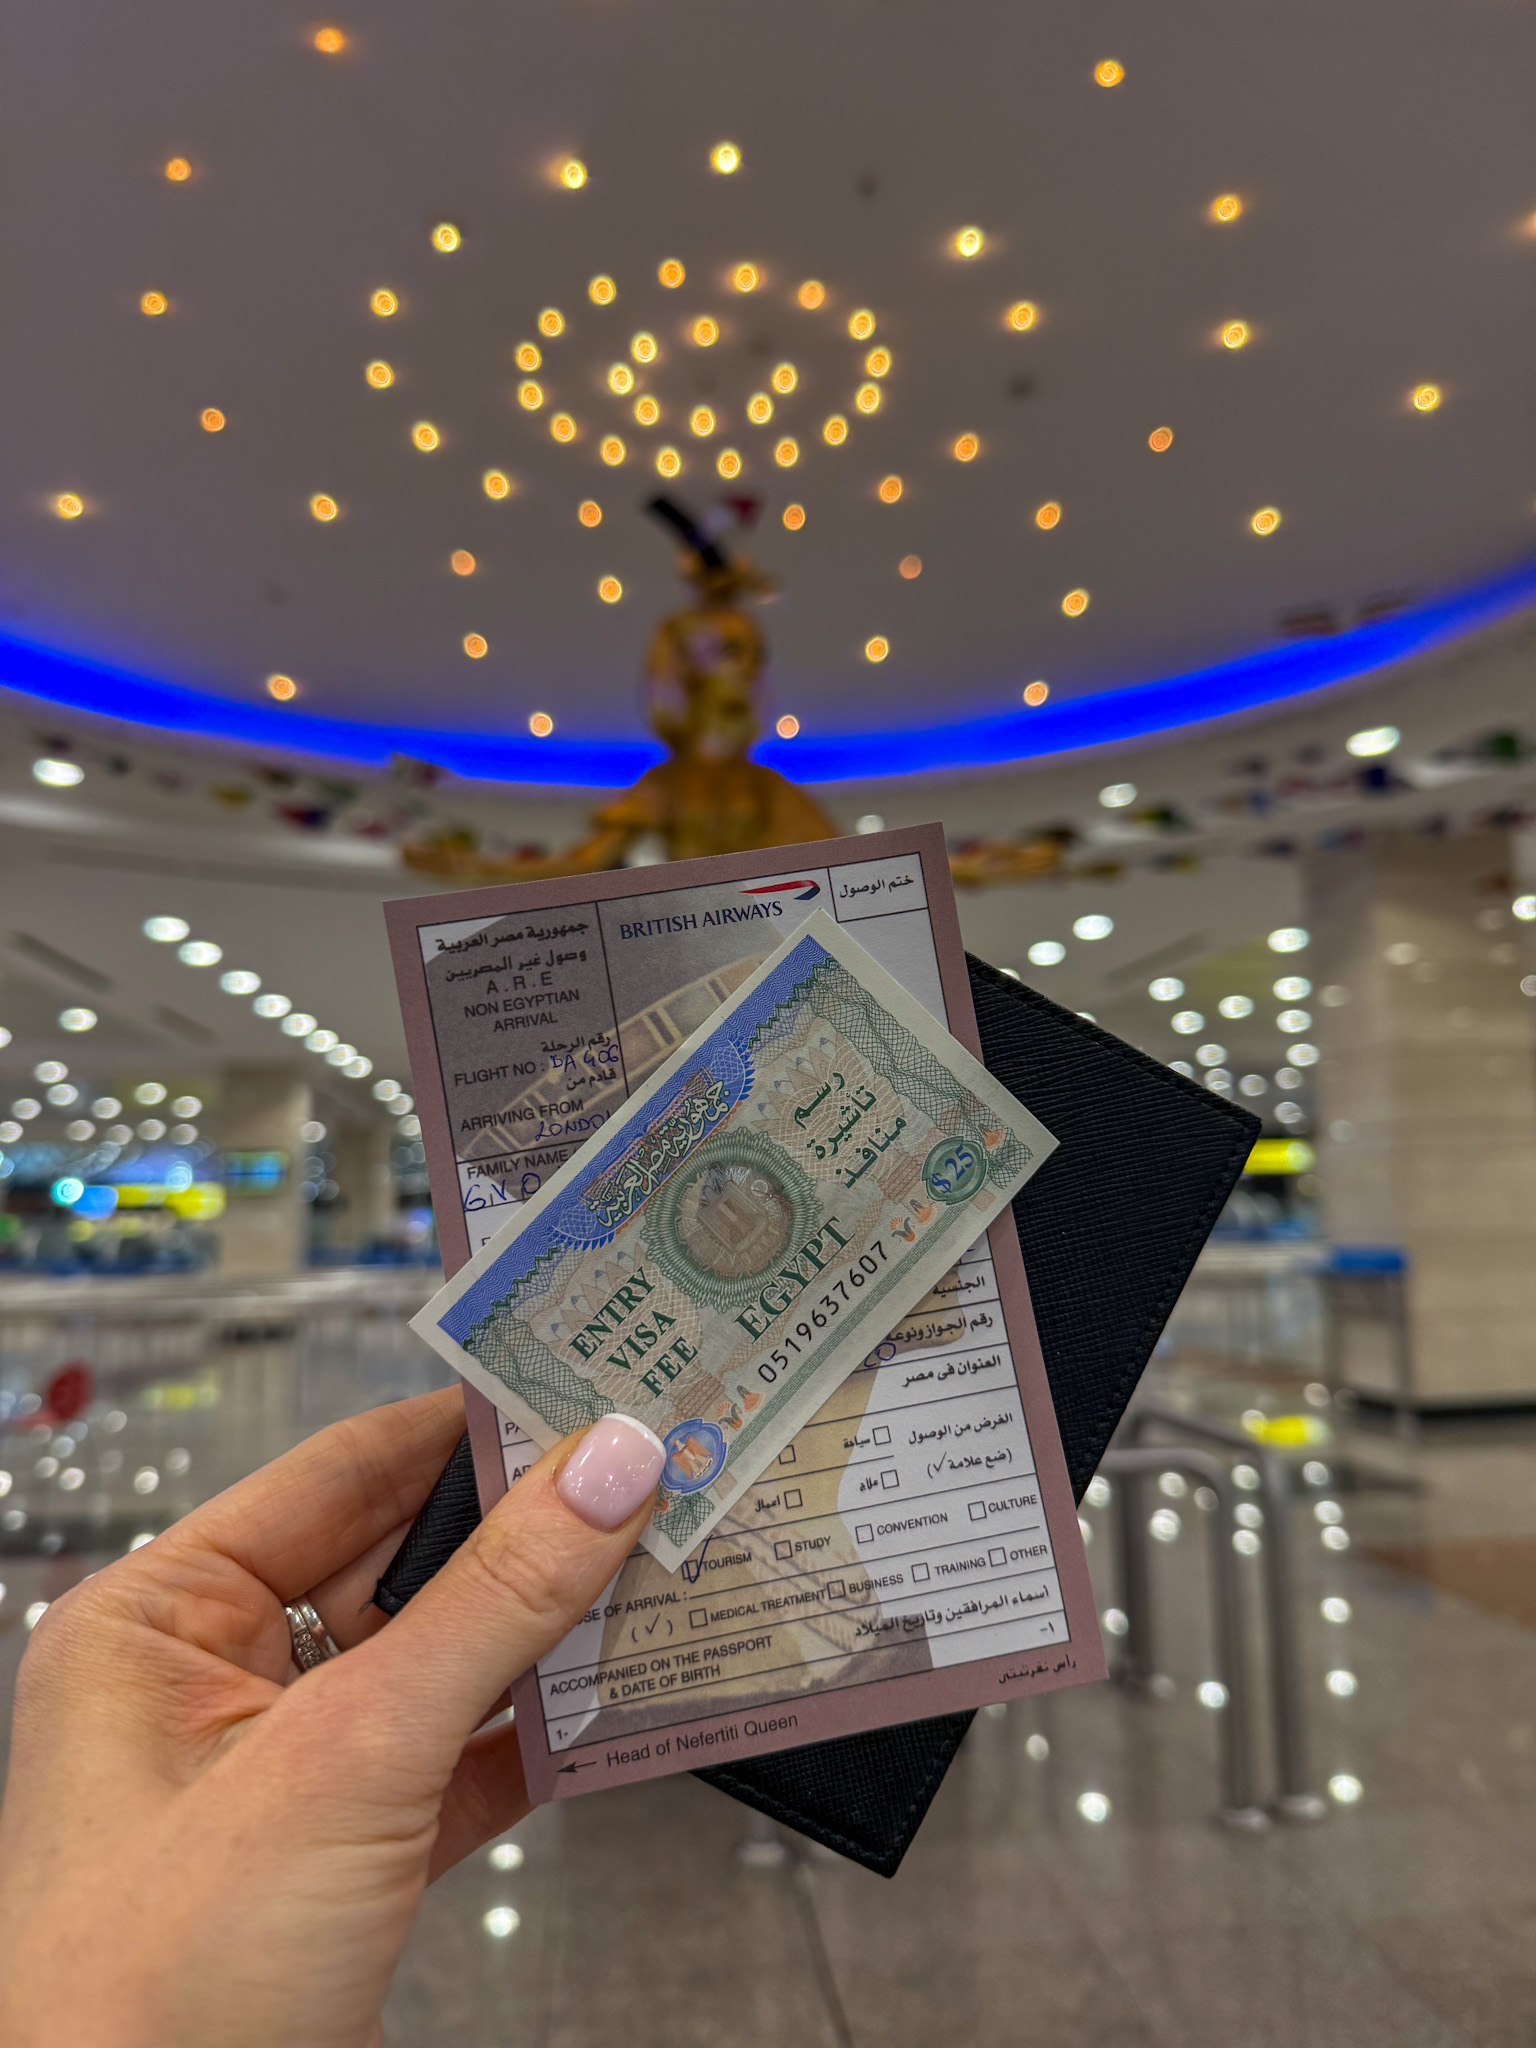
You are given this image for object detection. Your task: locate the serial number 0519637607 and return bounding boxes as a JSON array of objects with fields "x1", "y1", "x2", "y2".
[{"x1": 754, "y1": 1237, "x2": 890, "y2": 1386}]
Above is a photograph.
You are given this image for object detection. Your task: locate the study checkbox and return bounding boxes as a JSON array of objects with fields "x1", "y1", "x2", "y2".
[
  {"x1": 783, "y1": 1487, "x2": 803, "y2": 1509},
  {"x1": 872, "y1": 1424, "x2": 891, "y2": 1446},
  {"x1": 689, "y1": 1608, "x2": 708, "y2": 1628},
  {"x1": 778, "y1": 1445, "x2": 797, "y2": 1465},
  {"x1": 826, "y1": 1578, "x2": 846, "y2": 1600},
  {"x1": 910, "y1": 1562, "x2": 931, "y2": 1584},
  {"x1": 989, "y1": 1545, "x2": 1008, "y2": 1568},
  {"x1": 880, "y1": 1468, "x2": 899, "y2": 1490},
  {"x1": 855, "y1": 1523, "x2": 874, "y2": 1545},
  {"x1": 774, "y1": 1539, "x2": 793, "y2": 1562},
  {"x1": 968, "y1": 1500, "x2": 988, "y2": 1523}
]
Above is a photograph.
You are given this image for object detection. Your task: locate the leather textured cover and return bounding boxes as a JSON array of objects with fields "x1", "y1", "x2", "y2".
[{"x1": 377, "y1": 956, "x2": 1259, "y2": 1872}]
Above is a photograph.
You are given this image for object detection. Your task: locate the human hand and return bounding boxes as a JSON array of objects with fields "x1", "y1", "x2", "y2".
[{"x1": 0, "y1": 1388, "x2": 665, "y2": 2048}]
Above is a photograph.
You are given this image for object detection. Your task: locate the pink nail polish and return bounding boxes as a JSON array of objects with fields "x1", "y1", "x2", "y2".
[{"x1": 556, "y1": 1414, "x2": 666, "y2": 1531}]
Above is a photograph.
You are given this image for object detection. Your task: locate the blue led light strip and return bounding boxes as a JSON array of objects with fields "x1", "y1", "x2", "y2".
[{"x1": 3, "y1": 559, "x2": 1533, "y2": 787}]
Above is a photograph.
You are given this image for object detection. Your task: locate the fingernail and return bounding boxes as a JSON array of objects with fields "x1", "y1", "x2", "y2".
[{"x1": 556, "y1": 1413, "x2": 666, "y2": 1531}]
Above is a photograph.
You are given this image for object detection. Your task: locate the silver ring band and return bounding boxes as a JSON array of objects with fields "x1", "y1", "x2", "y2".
[{"x1": 285, "y1": 1599, "x2": 342, "y2": 1672}]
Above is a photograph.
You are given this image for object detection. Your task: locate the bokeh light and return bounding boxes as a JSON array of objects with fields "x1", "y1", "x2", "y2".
[
  {"x1": 1023, "y1": 680, "x2": 1049, "y2": 705},
  {"x1": 578, "y1": 500, "x2": 602, "y2": 526},
  {"x1": 483, "y1": 470, "x2": 512, "y2": 498},
  {"x1": 267, "y1": 674, "x2": 298, "y2": 701},
  {"x1": 598, "y1": 577, "x2": 622, "y2": 603},
  {"x1": 1148, "y1": 425, "x2": 1174, "y2": 452},
  {"x1": 782, "y1": 504, "x2": 806, "y2": 530},
  {"x1": 776, "y1": 714, "x2": 799, "y2": 738},
  {"x1": 878, "y1": 476, "x2": 903, "y2": 504},
  {"x1": 899, "y1": 554, "x2": 922, "y2": 579},
  {"x1": 1062, "y1": 588, "x2": 1090, "y2": 616},
  {"x1": 463, "y1": 633, "x2": 488, "y2": 659},
  {"x1": 1035, "y1": 501, "x2": 1061, "y2": 529},
  {"x1": 798, "y1": 280, "x2": 825, "y2": 309},
  {"x1": 588, "y1": 274, "x2": 616, "y2": 305},
  {"x1": 774, "y1": 438, "x2": 799, "y2": 467},
  {"x1": 370, "y1": 289, "x2": 398, "y2": 317},
  {"x1": 431, "y1": 223, "x2": 461, "y2": 253},
  {"x1": 953, "y1": 434, "x2": 979, "y2": 462},
  {"x1": 710, "y1": 141, "x2": 741, "y2": 174},
  {"x1": 538, "y1": 308, "x2": 565, "y2": 338},
  {"x1": 365, "y1": 360, "x2": 394, "y2": 388},
  {"x1": 865, "y1": 636, "x2": 889, "y2": 662},
  {"x1": 600, "y1": 436, "x2": 626, "y2": 465},
  {"x1": 529, "y1": 712, "x2": 554, "y2": 736}
]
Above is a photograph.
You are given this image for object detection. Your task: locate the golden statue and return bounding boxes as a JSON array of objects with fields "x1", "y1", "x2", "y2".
[{"x1": 404, "y1": 497, "x2": 838, "y2": 883}]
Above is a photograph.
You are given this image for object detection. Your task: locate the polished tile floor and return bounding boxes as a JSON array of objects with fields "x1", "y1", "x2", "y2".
[{"x1": 1, "y1": 1307, "x2": 1534, "y2": 2046}]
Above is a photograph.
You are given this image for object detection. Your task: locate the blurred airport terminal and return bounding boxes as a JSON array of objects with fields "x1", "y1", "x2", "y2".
[{"x1": 2, "y1": 2, "x2": 1535, "y2": 2041}]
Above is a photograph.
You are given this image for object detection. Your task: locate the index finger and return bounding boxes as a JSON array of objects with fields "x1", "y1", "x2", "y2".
[{"x1": 158, "y1": 1386, "x2": 466, "y2": 1601}]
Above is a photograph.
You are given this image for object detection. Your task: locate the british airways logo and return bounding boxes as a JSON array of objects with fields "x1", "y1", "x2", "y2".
[{"x1": 740, "y1": 879, "x2": 821, "y2": 902}]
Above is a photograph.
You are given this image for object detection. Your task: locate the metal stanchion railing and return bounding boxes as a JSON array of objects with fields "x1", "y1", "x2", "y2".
[
  {"x1": 1126, "y1": 1400, "x2": 1326, "y2": 1821},
  {"x1": 1100, "y1": 1446, "x2": 1268, "y2": 1831}
]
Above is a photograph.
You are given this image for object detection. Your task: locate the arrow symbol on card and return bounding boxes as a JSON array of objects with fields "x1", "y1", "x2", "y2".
[{"x1": 557, "y1": 1760, "x2": 599, "y2": 1774}]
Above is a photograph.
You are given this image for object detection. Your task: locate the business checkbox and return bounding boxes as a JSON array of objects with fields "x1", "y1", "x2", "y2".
[
  {"x1": 989, "y1": 1545, "x2": 1008, "y2": 1568},
  {"x1": 910, "y1": 1561, "x2": 931, "y2": 1584},
  {"x1": 774, "y1": 1539, "x2": 793, "y2": 1562},
  {"x1": 872, "y1": 1424, "x2": 891, "y2": 1446},
  {"x1": 880, "y1": 1468, "x2": 900, "y2": 1490},
  {"x1": 783, "y1": 1487, "x2": 803, "y2": 1509},
  {"x1": 778, "y1": 1445, "x2": 797, "y2": 1465},
  {"x1": 855, "y1": 1523, "x2": 874, "y2": 1545},
  {"x1": 689, "y1": 1608, "x2": 708, "y2": 1629},
  {"x1": 968, "y1": 1500, "x2": 988, "y2": 1523},
  {"x1": 826, "y1": 1578, "x2": 846, "y2": 1600}
]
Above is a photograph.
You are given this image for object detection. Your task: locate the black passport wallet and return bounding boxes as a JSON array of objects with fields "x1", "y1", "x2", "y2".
[{"x1": 376, "y1": 954, "x2": 1258, "y2": 1874}]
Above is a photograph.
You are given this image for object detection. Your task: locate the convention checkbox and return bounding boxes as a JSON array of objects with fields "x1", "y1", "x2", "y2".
[
  {"x1": 910, "y1": 1562, "x2": 931, "y2": 1584},
  {"x1": 783, "y1": 1487, "x2": 803, "y2": 1509},
  {"x1": 826, "y1": 1578, "x2": 846, "y2": 1600},
  {"x1": 855, "y1": 1523, "x2": 874, "y2": 1545},
  {"x1": 989, "y1": 1545, "x2": 1008, "y2": 1568},
  {"x1": 872, "y1": 1424, "x2": 891, "y2": 1446},
  {"x1": 778, "y1": 1445, "x2": 797, "y2": 1465},
  {"x1": 880, "y1": 1468, "x2": 900, "y2": 1490},
  {"x1": 968, "y1": 1500, "x2": 988, "y2": 1523},
  {"x1": 690, "y1": 1608, "x2": 708, "y2": 1629},
  {"x1": 774, "y1": 1539, "x2": 793, "y2": 1562}
]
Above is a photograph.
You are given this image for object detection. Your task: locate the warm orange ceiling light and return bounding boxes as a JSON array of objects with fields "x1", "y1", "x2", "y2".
[
  {"x1": 200, "y1": 408, "x2": 225, "y2": 433},
  {"x1": 518, "y1": 381, "x2": 544, "y2": 409},
  {"x1": 550, "y1": 412, "x2": 577, "y2": 442},
  {"x1": 1023, "y1": 680, "x2": 1049, "y2": 706},
  {"x1": 515, "y1": 343, "x2": 541, "y2": 372},
  {"x1": 776, "y1": 714, "x2": 799, "y2": 739},
  {"x1": 164, "y1": 157, "x2": 192, "y2": 182},
  {"x1": 864, "y1": 637, "x2": 889, "y2": 663},
  {"x1": 1250, "y1": 506, "x2": 1281, "y2": 535},
  {"x1": 310, "y1": 494, "x2": 338, "y2": 521},
  {"x1": 1034, "y1": 501, "x2": 1061, "y2": 529},
  {"x1": 267, "y1": 674, "x2": 299, "y2": 700},
  {"x1": 878, "y1": 476, "x2": 903, "y2": 504},
  {"x1": 412, "y1": 421, "x2": 440, "y2": 451},
  {"x1": 717, "y1": 448, "x2": 742, "y2": 478},
  {"x1": 782, "y1": 504, "x2": 806, "y2": 530},
  {"x1": 690, "y1": 406, "x2": 716, "y2": 437},
  {"x1": 774, "y1": 438, "x2": 799, "y2": 468},
  {"x1": 529, "y1": 712, "x2": 555, "y2": 736},
  {"x1": 691, "y1": 317, "x2": 719, "y2": 347},
  {"x1": 450, "y1": 550, "x2": 476, "y2": 575},
  {"x1": 312, "y1": 26, "x2": 346, "y2": 53},
  {"x1": 559, "y1": 159, "x2": 587, "y2": 190},
  {"x1": 865, "y1": 348, "x2": 892, "y2": 377},
  {"x1": 54, "y1": 494, "x2": 84, "y2": 519},
  {"x1": 899, "y1": 554, "x2": 922, "y2": 580},
  {"x1": 823, "y1": 415, "x2": 848, "y2": 445},
  {"x1": 579, "y1": 500, "x2": 602, "y2": 526},
  {"x1": 1209, "y1": 193, "x2": 1243, "y2": 223},
  {"x1": 631, "y1": 332, "x2": 658, "y2": 364},
  {"x1": 371, "y1": 289, "x2": 398, "y2": 317},
  {"x1": 953, "y1": 227, "x2": 984, "y2": 258},
  {"x1": 710, "y1": 141, "x2": 741, "y2": 175},
  {"x1": 463, "y1": 633, "x2": 488, "y2": 658},
  {"x1": 431, "y1": 222, "x2": 461, "y2": 253},
  {"x1": 600, "y1": 436, "x2": 626, "y2": 465},
  {"x1": 771, "y1": 362, "x2": 797, "y2": 394},
  {"x1": 1094, "y1": 59, "x2": 1124, "y2": 86},
  {"x1": 538, "y1": 308, "x2": 565, "y2": 337},
  {"x1": 656, "y1": 446, "x2": 682, "y2": 477},
  {"x1": 634, "y1": 395, "x2": 660, "y2": 426},
  {"x1": 848, "y1": 309, "x2": 875, "y2": 341},
  {"x1": 855, "y1": 384, "x2": 881, "y2": 414},
  {"x1": 588, "y1": 275, "x2": 616, "y2": 305},
  {"x1": 798, "y1": 281, "x2": 825, "y2": 309},
  {"x1": 140, "y1": 290, "x2": 168, "y2": 316},
  {"x1": 658, "y1": 259, "x2": 685, "y2": 289},
  {"x1": 365, "y1": 360, "x2": 393, "y2": 387},
  {"x1": 953, "y1": 433, "x2": 979, "y2": 462},
  {"x1": 747, "y1": 393, "x2": 774, "y2": 425},
  {"x1": 1148, "y1": 425, "x2": 1174, "y2": 452},
  {"x1": 1061, "y1": 588, "x2": 1089, "y2": 616},
  {"x1": 1411, "y1": 383, "x2": 1441, "y2": 411},
  {"x1": 732, "y1": 263, "x2": 760, "y2": 292},
  {"x1": 483, "y1": 469, "x2": 512, "y2": 498},
  {"x1": 1219, "y1": 321, "x2": 1250, "y2": 349},
  {"x1": 608, "y1": 363, "x2": 634, "y2": 394},
  {"x1": 1007, "y1": 301, "x2": 1037, "y2": 331},
  {"x1": 598, "y1": 577, "x2": 623, "y2": 603}
]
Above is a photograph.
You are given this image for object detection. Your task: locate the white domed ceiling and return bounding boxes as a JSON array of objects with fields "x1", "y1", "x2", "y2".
[{"x1": 2, "y1": 0, "x2": 1532, "y2": 782}]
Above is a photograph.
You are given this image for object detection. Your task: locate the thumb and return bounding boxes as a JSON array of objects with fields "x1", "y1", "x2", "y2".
[{"x1": 316, "y1": 1413, "x2": 665, "y2": 1771}]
